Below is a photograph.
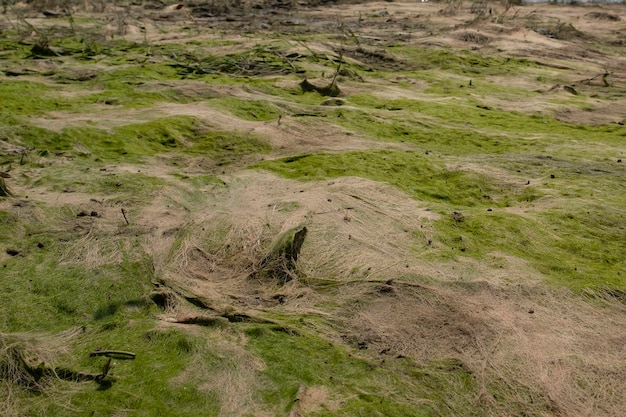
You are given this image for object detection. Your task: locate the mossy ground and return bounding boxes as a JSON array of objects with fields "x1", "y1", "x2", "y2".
[{"x1": 1, "y1": 1, "x2": 625, "y2": 416}]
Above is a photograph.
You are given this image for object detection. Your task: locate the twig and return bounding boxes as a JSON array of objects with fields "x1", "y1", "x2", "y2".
[{"x1": 121, "y1": 208, "x2": 129, "y2": 225}]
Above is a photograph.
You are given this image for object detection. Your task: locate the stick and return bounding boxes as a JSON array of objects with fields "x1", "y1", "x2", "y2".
[{"x1": 121, "y1": 208, "x2": 129, "y2": 225}]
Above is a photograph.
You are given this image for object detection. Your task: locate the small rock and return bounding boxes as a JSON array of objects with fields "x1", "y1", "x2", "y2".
[
  {"x1": 550, "y1": 174, "x2": 555, "y2": 179},
  {"x1": 37, "y1": 242, "x2": 44, "y2": 248},
  {"x1": 90, "y1": 211, "x2": 98, "y2": 217},
  {"x1": 528, "y1": 308, "x2": 535, "y2": 314},
  {"x1": 77, "y1": 211, "x2": 89, "y2": 217},
  {"x1": 6, "y1": 248, "x2": 20, "y2": 256}
]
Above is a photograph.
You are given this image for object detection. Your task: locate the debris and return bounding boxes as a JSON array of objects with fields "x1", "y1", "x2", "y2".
[
  {"x1": 6, "y1": 248, "x2": 20, "y2": 256},
  {"x1": 299, "y1": 78, "x2": 342, "y2": 97},
  {"x1": 257, "y1": 225, "x2": 307, "y2": 282}
]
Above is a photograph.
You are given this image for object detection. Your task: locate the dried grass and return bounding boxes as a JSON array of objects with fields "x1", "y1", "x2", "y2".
[
  {"x1": 345, "y1": 280, "x2": 626, "y2": 416},
  {"x1": 0, "y1": 177, "x2": 11, "y2": 197},
  {"x1": 0, "y1": 327, "x2": 84, "y2": 414}
]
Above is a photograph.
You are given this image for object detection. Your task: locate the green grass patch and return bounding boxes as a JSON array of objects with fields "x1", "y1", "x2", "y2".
[
  {"x1": 245, "y1": 324, "x2": 482, "y2": 416},
  {"x1": 0, "y1": 81, "x2": 86, "y2": 115},
  {"x1": 430, "y1": 206, "x2": 626, "y2": 291},
  {"x1": 1, "y1": 115, "x2": 270, "y2": 164},
  {"x1": 255, "y1": 150, "x2": 523, "y2": 207},
  {"x1": 393, "y1": 46, "x2": 538, "y2": 77},
  {"x1": 89, "y1": 65, "x2": 192, "y2": 108},
  {"x1": 210, "y1": 97, "x2": 282, "y2": 121},
  {"x1": 186, "y1": 130, "x2": 271, "y2": 158},
  {"x1": 347, "y1": 94, "x2": 625, "y2": 145},
  {"x1": 7, "y1": 322, "x2": 222, "y2": 417},
  {"x1": 0, "y1": 234, "x2": 154, "y2": 332}
]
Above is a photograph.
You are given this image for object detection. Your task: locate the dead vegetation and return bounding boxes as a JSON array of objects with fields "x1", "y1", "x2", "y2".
[
  {"x1": 1, "y1": 0, "x2": 626, "y2": 416},
  {"x1": 0, "y1": 177, "x2": 11, "y2": 197},
  {"x1": 0, "y1": 328, "x2": 90, "y2": 394},
  {"x1": 139, "y1": 172, "x2": 626, "y2": 416}
]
